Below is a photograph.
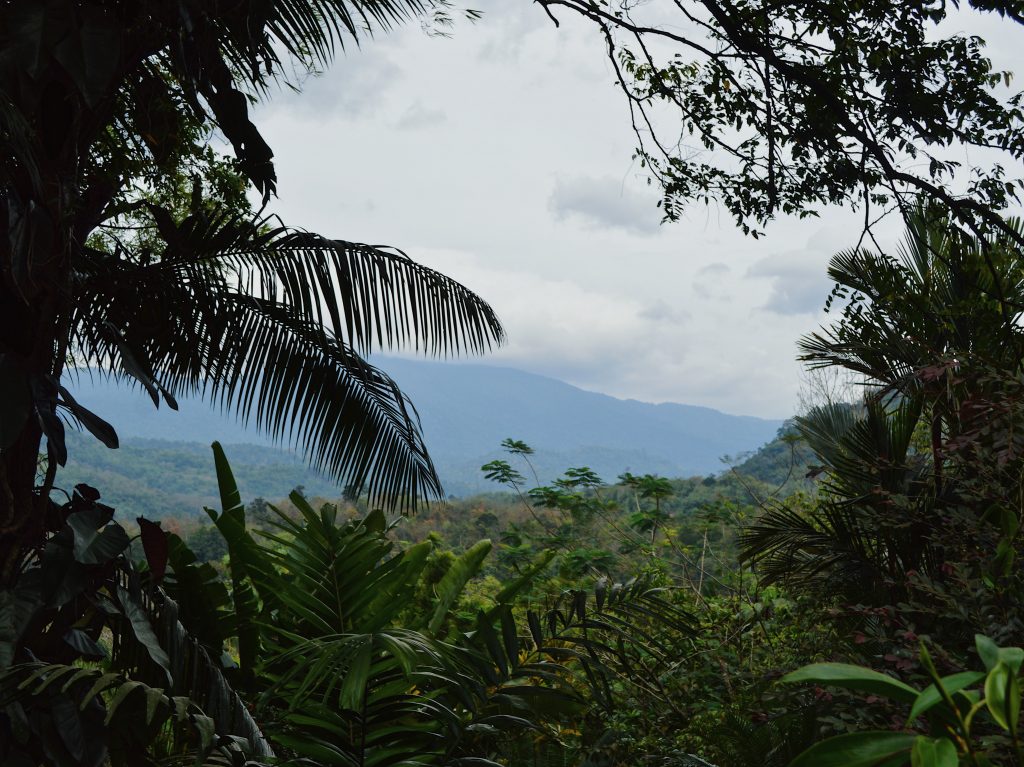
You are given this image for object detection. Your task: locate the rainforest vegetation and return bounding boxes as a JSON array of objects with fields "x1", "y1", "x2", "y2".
[{"x1": 4, "y1": 1, "x2": 1024, "y2": 766}]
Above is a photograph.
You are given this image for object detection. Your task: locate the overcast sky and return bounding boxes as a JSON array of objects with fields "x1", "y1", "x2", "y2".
[{"x1": 252, "y1": 1, "x2": 1018, "y2": 419}]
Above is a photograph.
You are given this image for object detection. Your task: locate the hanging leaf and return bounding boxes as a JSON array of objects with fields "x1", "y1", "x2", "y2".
[
  {"x1": 137, "y1": 518, "x2": 168, "y2": 584},
  {"x1": 62, "y1": 629, "x2": 106, "y2": 661},
  {"x1": 58, "y1": 385, "x2": 119, "y2": 448},
  {"x1": 116, "y1": 585, "x2": 171, "y2": 684}
]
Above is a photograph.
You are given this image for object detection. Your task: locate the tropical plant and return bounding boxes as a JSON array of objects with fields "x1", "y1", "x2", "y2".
[
  {"x1": 783, "y1": 634, "x2": 1024, "y2": 767},
  {"x1": 0, "y1": 481, "x2": 272, "y2": 765},
  {"x1": 740, "y1": 399, "x2": 931, "y2": 600},
  {"x1": 0, "y1": 0, "x2": 503, "y2": 595},
  {"x1": 194, "y1": 443, "x2": 695, "y2": 766},
  {"x1": 1, "y1": 440, "x2": 699, "y2": 766},
  {"x1": 741, "y1": 204, "x2": 1024, "y2": 606}
]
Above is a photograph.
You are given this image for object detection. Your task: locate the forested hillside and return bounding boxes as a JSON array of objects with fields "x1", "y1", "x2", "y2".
[
  {"x1": 61, "y1": 430, "x2": 342, "y2": 519},
  {"x1": 57, "y1": 420, "x2": 803, "y2": 520},
  {"x1": 61, "y1": 359, "x2": 783, "y2": 506}
]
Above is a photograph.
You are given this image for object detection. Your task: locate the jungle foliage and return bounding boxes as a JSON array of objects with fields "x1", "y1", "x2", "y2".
[{"x1": 6, "y1": 1, "x2": 1024, "y2": 766}]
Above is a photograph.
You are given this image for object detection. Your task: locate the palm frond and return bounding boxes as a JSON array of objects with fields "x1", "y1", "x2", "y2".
[
  {"x1": 214, "y1": 0, "x2": 450, "y2": 86},
  {"x1": 795, "y1": 397, "x2": 922, "y2": 500},
  {"x1": 739, "y1": 502, "x2": 881, "y2": 590},
  {"x1": 0, "y1": 661, "x2": 271, "y2": 767},
  {"x1": 165, "y1": 211, "x2": 505, "y2": 356},
  {"x1": 71, "y1": 208, "x2": 503, "y2": 507}
]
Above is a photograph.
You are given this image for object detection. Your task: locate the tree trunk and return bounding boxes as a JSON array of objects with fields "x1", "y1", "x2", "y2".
[{"x1": 0, "y1": 282, "x2": 63, "y2": 588}]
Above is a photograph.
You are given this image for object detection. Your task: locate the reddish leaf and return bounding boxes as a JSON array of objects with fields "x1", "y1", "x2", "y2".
[{"x1": 138, "y1": 517, "x2": 168, "y2": 584}]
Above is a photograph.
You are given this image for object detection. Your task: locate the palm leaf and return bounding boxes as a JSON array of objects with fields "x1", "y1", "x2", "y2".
[
  {"x1": 0, "y1": 661, "x2": 272, "y2": 766},
  {"x1": 70, "y1": 209, "x2": 503, "y2": 508},
  {"x1": 211, "y1": 0, "x2": 451, "y2": 87},
  {"x1": 425, "y1": 539, "x2": 492, "y2": 636}
]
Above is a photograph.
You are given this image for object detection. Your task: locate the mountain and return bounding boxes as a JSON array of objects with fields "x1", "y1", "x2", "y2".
[{"x1": 59, "y1": 359, "x2": 784, "y2": 514}]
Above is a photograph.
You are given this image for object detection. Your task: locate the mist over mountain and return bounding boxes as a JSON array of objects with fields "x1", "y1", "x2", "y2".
[{"x1": 61, "y1": 359, "x2": 783, "y2": 511}]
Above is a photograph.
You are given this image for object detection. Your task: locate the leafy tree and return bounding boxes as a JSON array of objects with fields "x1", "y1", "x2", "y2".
[
  {"x1": 185, "y1": 524, "x2": 229, "y2": 563},
  {"x1": 621, "y1": 472, "x2": 675, "y2": 543},
  {"x1": 537, "y1": 0, "x2": 1024, "y2": 244},
  {"x1": 0, "y1": 0, "x2": 504, "y2": 590}
]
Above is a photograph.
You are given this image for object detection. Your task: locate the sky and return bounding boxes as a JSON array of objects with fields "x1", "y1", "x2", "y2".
[{"x1": 252, "y1": 1, "x2": 1019, "y2": 420}]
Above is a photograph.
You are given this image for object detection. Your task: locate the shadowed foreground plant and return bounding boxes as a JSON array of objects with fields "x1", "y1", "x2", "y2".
[{"x1": 783, "y1": 634, "x2": 1024, "y2": 767}]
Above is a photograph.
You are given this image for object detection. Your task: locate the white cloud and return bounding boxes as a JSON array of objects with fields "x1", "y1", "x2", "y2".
[
  {"x1": 395, "y1": 101, "x2": 447, "y2": 130},
  {"x1": 549, "y1": 175, "x2": 663, "y2": 235},
  {"x1": 398, "y1": 248, "x2": 816, "y2": 417},
  {"x1": 693, "y1": 262, "x2": 731, "y2": 299},
  {"x1": 248, "y1": 4, "x2": 998, "y2": 418},
  {"x1": 260, "y1": 49, "x2": 403, "y2": 119},
  {"x1": 747, "y1": 224, "x2": 903, "y2": 315}
]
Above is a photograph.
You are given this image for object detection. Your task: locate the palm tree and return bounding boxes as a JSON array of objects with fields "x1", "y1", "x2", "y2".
[
  {"x1": 742, "y1": 204, "x2": 1024, "y2": 600},
  {"x1": 0, "y1": 0, "x2": 504, "y2": 586},
  {"x1": 799, "y1": 203, "x2": 1024, "y2": 482}
]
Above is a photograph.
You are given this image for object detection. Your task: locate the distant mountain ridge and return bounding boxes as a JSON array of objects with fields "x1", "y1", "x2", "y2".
[{"x1": 61, "y1": 359, "x2": 784, "y2": 509}]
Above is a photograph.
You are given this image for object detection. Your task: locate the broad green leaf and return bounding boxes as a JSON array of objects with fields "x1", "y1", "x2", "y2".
[
  {"x1": 0, "y1": 586, "x2": 43, "y2": 669},
  {"x1": 982, "y1": 662, "x2": 1021, "y2": 735},
  {"x1": 1002, "y1": 648, "x2": 1024, "y2": 676},
  {"x1": 62, "y1": 628, "x2": 106, "y2": 660},
  {"x1": 212, "y1": 441, "x2": 244, "y2": 515},
  {"x1": 170, "y1": 696, "x2": 190, "y2": 722},
  {"x1": 976, "y1": 635, "x2": 1024, "y2": 675},
  {"x1": 206, "y1": 445, "x2": 267, "y2": 682},
  {"x1": 116, "y1": 585, "x2": 171, "y2": 684},
  {"x1": 985, "y1": 662, "x2": 1012, "y2": 730},
  {"x1": 977, "y1": 635, "x2": 1001, "y2": 671},
  {"x1": 1010, "y1": 673, "x2": 1022, "y2": 736},
  {"x1": 908, "y1": 671, "x2": 985, "y2": 722},
  {"x1": 910, "y1": 736, "x2": 957, "y2": 767},
  {"x1": 51, "y1": 693, "x2": 87, "y2": 761},
  {"x1": 427, "y1": 539, "x2": 491, "y2": 635},
  {"x1": 789, "y1": 731, "x2": 916, "y2": 767},
  {"x1": 144, "y1": 686, "x2": 165, "y2": 726},
  {"x1": 782, "y1": 663, "x2": 919, "y2": 704},
  {"x1": 68, "y1": 508, "x2": 129, "y2": 565},
  {"x1": 192, "y1": 713, "x2": 216, "y2": 752}
]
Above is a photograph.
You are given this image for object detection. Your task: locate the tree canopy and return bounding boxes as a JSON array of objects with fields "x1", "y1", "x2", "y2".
[{"x1": 540, "y1": 0, "x2": 1024, "y2": 244}]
